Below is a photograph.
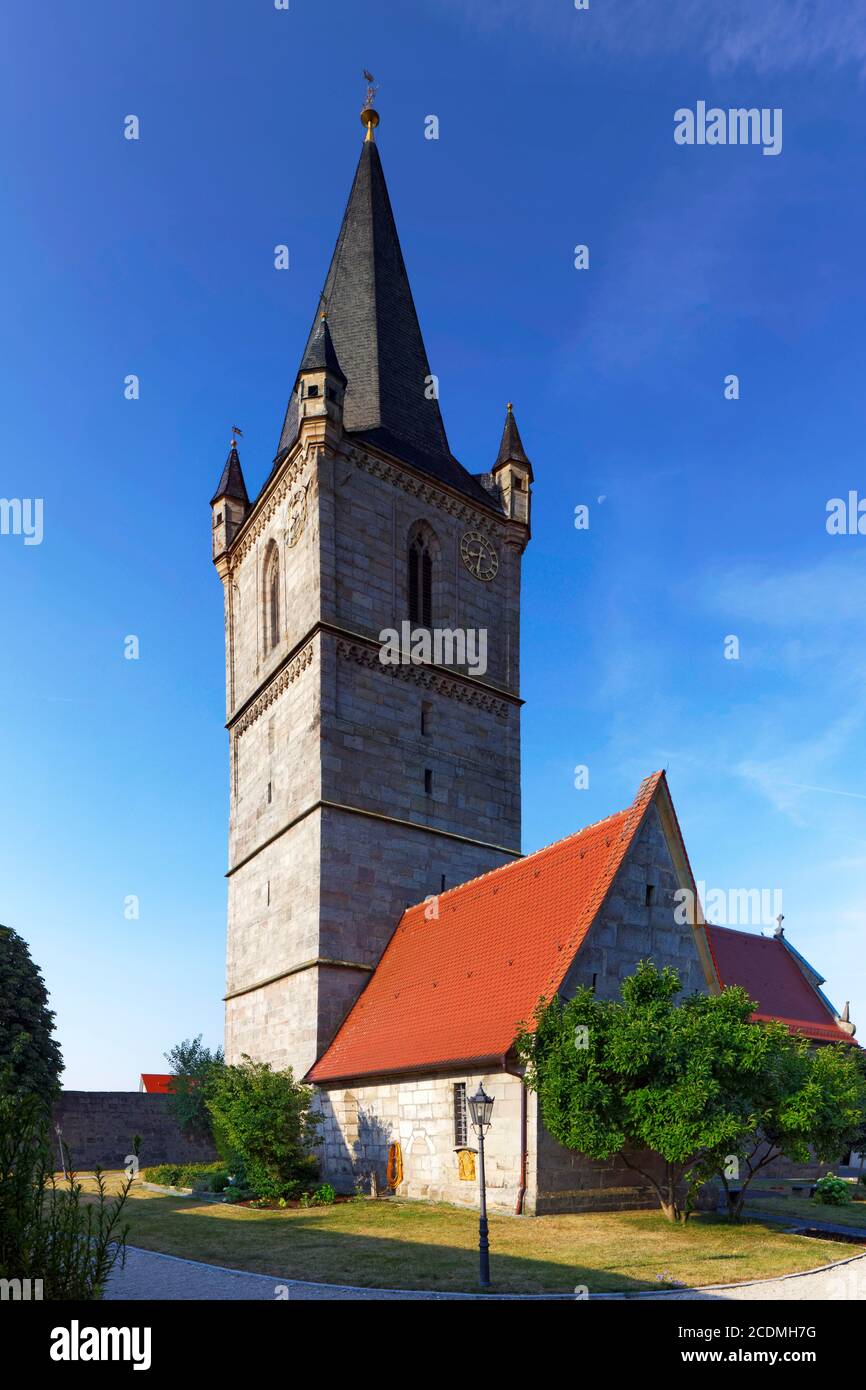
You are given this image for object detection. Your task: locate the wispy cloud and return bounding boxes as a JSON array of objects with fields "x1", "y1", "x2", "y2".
[
  {"x1": 736, "y1": 712, "x2": 863, "y2": 821},
  {"x1": 558, "y1": 166, "x2": 759, "y2": 374},
  {"x1": 705, "y1": 556, "x2": 866, "y2": 627},
  {"x1": 439, "y1": 0, "x2": 866, "y2": 77}
]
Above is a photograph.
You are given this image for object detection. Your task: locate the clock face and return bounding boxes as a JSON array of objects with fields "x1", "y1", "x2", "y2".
[
  {"x1": 286, "y1": 487, "x2": 308, "y2": 548},
  {"x1": 460, "y1": 530, "x2": 499, "y2": 582}
]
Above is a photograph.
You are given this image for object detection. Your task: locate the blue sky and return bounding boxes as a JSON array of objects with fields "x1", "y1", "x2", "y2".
[{"x1": 2, "y1": 1, "x2": 865, "y2": 1088}]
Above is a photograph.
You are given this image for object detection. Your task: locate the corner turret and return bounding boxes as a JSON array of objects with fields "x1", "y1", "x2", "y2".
[
  {"x1": 491, "y1": 403, "x2": 533, "y2": 527},
  {"x1": 211, "y1": 438, "x2": 249, "y2": 563}
]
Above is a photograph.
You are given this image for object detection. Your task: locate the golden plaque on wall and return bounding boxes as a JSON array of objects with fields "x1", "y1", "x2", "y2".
[{"x1": 456, "y1": 1148, "x2": 477, "y2": 1181}]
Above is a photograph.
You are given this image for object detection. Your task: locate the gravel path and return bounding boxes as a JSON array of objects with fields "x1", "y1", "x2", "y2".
[{"x1": 105, "y1": 1245, "x2": 866, "y2": 1301}]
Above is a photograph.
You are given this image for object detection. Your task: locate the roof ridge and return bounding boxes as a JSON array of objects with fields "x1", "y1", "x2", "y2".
[{"x1": 706, "y1": 923, "x2": 778, "y2": 941}]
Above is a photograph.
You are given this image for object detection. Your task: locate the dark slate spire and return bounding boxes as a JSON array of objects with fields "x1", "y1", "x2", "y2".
[
  {"x1": 298, "y1": 312, "x2": 347, "y2": 384},
  {"x1": 277, "y1": 133, "x2": 494, "y2": 509},
  {"x1": 210, "y1": 440, "x2": 249, "y2": 507},
  {"x1": 493, "y1": 403, "x2": 533, "y2": 479}
]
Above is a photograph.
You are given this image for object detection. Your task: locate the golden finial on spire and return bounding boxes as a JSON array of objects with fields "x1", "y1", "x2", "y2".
[
  {"x1": 507, "y1": 402, "x2": 513, "y2": 412},
  {"x1": 361, "y1": 69, "x2": 380, "y2": 141}
]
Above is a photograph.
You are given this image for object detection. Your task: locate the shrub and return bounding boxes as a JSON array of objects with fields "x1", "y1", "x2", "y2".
[
  {"x1": 140, "y1": 1165, "x2": 181, "y2": 1187},
  {"x1": 299, "y1": 1183, "x2": 337, "y2": 1209},
  {"x1": 140, "y1": 1162, "x2": 229, "y2": 1193},
  {"x1": 814, "y1": 1173, "x2": 852, "y2": 1206},
  {"x1": 205, "y1": 1055, "x2": 320, "y2": 1200},
  {"x1": 0, "y1": 1090, "x2": 136, "y2": 1299}
]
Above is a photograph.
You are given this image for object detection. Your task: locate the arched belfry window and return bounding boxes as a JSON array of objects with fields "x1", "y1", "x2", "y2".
[
  {"x1": 407, "y1": 522, "x2": 437, "y2": 627},
  {"x1": 264, "y1": 543, "x2": 280, "y2": 652}
]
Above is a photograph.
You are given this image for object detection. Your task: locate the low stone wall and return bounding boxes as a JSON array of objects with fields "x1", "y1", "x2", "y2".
[
  {"x1": 535, "y1": 1119, "x2": 718, "y2": 1215},
  {"x1": 52, "y1": 1092, "x2": 217, "y2": 1171}
]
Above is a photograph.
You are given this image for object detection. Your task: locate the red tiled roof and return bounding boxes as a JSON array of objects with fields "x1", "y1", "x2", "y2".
[
  {"x1": 139, "y1": 1073, "x2": 176, "y2": 1094},
  {"x1": 704, "y1": 926, "x2": 855, "y2": 1045},
  {"x1": 308, "y1": 772, "x2": 666, "y2": 1084}
]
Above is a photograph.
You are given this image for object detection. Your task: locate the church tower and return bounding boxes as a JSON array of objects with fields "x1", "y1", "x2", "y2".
[{"x1": 212, "y1": 101, "x2": 533, "y2": 1078}]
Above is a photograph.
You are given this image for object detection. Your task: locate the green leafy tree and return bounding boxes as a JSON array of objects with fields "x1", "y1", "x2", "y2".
[
  {"x1": 715, "y1": 1036, "x2": 866, "y2": 1219},
  {"x1": 205, "y1": 1054, "x2": 320, "y2": 1199},
  {"x1": 517, "y1": 961, "x2": 773, "y2": 1222},
  {"x1": 0, "y1": 925, "x2": 63, "y2": 1103},
  {"x1": 163, "y1": 1035, "x2": 224, "y2": 1143}
]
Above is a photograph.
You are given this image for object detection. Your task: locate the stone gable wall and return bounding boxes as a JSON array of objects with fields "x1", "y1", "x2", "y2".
[{"x1": 560, "y1": 801, "x2": 709, "y2": 1003}]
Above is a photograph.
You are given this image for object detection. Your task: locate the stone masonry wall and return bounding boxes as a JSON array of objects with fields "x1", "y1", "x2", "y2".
[
  {"x1": 322, "y1": 446, "x2": 524, "y2": 696},
  {"x1": 534, "y1": 1115, "x2": 717, "y2": 1215},
  {"x1": 52, "y1": 1093, "x2": 217, "y2": 1172},
  {"x1": 317, "y1": 1070, "x2": 532, "y2": 1213}
]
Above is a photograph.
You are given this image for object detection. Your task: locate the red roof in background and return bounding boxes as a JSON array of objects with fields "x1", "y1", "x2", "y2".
[
  {"x1": 308, "y1": 772, "x2": 666, "y2": 1083},
  {"x1": 139, "y1": 1074, "x2": 176, "y2": 1094},
  {"x1": 705, "y1": 926, "x2": 855, "y2": 1045}
]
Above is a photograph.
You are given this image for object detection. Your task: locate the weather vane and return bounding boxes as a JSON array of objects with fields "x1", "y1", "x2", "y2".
[
  {"x1": 362, "y1": 69, "x2": 379, "y2": 108},
  {"x1": 360, "y1": 70, "x2": 381, "y2": 141}
]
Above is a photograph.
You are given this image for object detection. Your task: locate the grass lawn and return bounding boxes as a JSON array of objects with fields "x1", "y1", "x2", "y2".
[
  {"x1": 77, "y1": 1174, "x2": 864, "y2": 1295},
  {"x1": 744, "y1": 1194, "x2": 866, "y2": 1231}
]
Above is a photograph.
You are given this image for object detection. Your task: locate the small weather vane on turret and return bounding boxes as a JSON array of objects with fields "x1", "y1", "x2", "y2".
[{"x1": 361, "y1": 69, "x2": 380, "y2": 141}]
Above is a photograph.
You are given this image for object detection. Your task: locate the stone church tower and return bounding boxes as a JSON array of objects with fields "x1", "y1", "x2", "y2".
[{"x1": 211, "y1": 103, "x2": 533, "y2": 1079}]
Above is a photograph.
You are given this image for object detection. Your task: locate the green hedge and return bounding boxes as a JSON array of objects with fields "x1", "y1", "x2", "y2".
[{"x1": 140, "y1": 1162, "x2": 230, "y2": 1193}]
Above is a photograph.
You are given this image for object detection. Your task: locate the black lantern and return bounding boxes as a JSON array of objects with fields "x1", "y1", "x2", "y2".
[
  {"x1": 468, "y1": 1083, "x2": 495, "y2": 1134},
  {"x1": 468, "y1": 1083, "x2": 494, "y2": 1286}
]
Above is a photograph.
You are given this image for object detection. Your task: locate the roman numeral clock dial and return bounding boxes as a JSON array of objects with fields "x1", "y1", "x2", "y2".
[{"x1": 460, "y1": 530, "x2": 499, "y2": 582}]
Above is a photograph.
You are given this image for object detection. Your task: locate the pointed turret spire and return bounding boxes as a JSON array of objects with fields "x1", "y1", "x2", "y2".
[
  {"x1": 298, "y1": 312, "x2": 346, "y2": 384},
  {"x1": 491, "y1": 402, "x2": 533, "y2": 527},
  {"x1": 211, "y1": 437, "x2": 250, "y2": 562},
  {"x1": 210, "y1": 439, "x2": 249, "y2": 507},
  {"x1": 493, "y1": 403, "x2": 533, "y2": 479},
  {"x1": 276, "y1": 112, "x2": 493, "y2": 509}
]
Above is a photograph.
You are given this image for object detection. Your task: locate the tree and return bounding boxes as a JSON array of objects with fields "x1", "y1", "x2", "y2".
[
  {"x1": 0, "y1": 924, "x2": 63, "y2": 1104},
  {"x1": 714, "y1": 1036, "x2": 866, "y2": 1219},
  {"x1": 163, "y1": 1035, "x2": 224, "y2": 1143},
  {"x1": 847, "y1": 1046, "x2": 866, "y2": 1179},
  {"x1": 516, "y1": 961, "x2": 773, "y2": 1222},
  {"x1": 205, "y1": 1055, "x2": 319, "y2": 1199}
]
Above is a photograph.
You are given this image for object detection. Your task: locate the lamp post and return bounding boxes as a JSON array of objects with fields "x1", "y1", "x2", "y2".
[{"x1": 468, "y1": 1082, "x2": 495, "y2": 1287}]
